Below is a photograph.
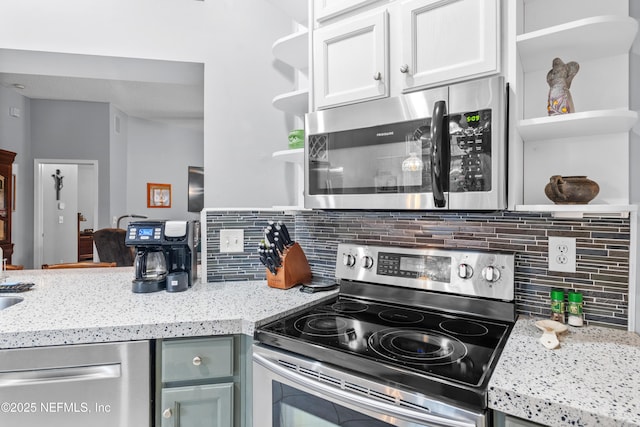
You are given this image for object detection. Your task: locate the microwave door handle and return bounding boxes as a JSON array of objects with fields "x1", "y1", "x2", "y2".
[{"x1": 430, "y1": 100, "x2": 449, "y2": 208}]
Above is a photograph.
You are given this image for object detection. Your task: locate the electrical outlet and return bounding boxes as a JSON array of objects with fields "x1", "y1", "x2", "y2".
[
  {"x1": 220, "y1": 229, "x2": 244, "y2": 253},
  {"x1": 548, "y1": 236, "x2": 576, "y2": 273}
]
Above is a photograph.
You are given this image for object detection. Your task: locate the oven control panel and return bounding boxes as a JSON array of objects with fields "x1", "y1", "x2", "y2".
[{"x1": 336, "y1": 243, "x2": 514, "y2": 301}]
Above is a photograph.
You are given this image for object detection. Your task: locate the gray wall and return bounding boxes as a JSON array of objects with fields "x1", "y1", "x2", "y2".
[
  {"x1": 31, "y1": 99, "x2": 111, "y2": 230},
  {"x1": 0, "y1": 85, "x2": 32, "y2": 267},
  {"x1": 109, "y1": 106, "x2": 129, "y2": 227},
  {"x1": 126, "y1": 116, "x2": 203, "y2": 222}
]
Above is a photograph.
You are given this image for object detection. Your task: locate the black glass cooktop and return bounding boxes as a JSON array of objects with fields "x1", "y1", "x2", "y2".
[{"x1": 257, "y1": 296, "x2": 511, "y2": 390}]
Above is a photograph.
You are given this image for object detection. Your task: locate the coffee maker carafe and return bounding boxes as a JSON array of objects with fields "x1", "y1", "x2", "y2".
[
  {"x1": 132, "y1": 248, "x2": 168, "y2": 293},
  {"x1": 125, "y1": 220, "x2": 198, "y2": 293}
]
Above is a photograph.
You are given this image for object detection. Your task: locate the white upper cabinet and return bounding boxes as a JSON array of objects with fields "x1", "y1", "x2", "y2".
[
  {"x1": 310, "y1": 0, "x2": 501, "y2": 110},
  {"x1": 400, "y1": 0, "x2": 499, "y2": 91},
  {"x1": 313, "y1": 10, "x2": 389, "y2": 109}
]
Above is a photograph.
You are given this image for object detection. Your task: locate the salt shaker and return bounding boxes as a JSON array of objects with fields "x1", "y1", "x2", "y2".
[
  {"x1": 550, "y1": 289, "x2": 565, "y2": 323},
  {"x1": 567, "y1": 291, "x2": 584, "y2": 327}
]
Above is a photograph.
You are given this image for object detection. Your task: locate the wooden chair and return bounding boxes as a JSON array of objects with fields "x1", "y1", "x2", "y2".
[
  {"x1": 41, "y1": 262, "x2": 117, "y2": 269},
  {"x1": 5, "y1": 264, "x2": 24, "y2": 270}
]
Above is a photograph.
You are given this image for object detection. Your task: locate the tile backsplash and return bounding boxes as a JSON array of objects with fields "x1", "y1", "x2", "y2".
[{"x1": 205, "y1": 209, "x2": 631, "y2": 329}]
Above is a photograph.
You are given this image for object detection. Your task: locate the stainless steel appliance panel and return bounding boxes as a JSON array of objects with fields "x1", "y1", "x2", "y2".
[
  {"x1": 304, "y1": 76, "x2": 506, "y2": 210},
  {"x1": 447, "y1": 76, "x2": 506, "y2": 210},
  {"x1": 305, "y1": 86, "x2": 448, "y2": 210},
  {"x1": 0, "y1": 341, "x2": 150, "y2": 427},
  {"x1": 253, "y1": 344, "x2": 485, "y2": 427}
]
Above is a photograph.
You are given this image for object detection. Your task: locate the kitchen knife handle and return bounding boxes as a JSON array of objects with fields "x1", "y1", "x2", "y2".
[
  {"x1": 430, "y1": 100, "x2": 449, "y2": 208},
  {"x1": 278, "y1": 221, "x2": 294, "y2": 246}
]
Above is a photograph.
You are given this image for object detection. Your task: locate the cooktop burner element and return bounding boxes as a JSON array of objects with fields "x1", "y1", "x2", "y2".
[
  {"x1": 378, "y1": 308, "x2": 424, "y2": 324},
  {"x1": 255, "y1": 243, "x2": 516, "y2": 412},
  {"x1": 440, "y1": 319, "x2": 490, "y2": 337},
  {"x1": 294, "y1": 313, "x2": 354, "y2": 337},
  {"x1": 331, "y1": 301, "x2": 368, "y2": 313},
  {"x1": 369, "y1": 328, "x2": 467, "y2": 364}
]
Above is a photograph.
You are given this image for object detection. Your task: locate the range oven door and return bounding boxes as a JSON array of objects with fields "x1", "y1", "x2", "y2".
[
  {"x1": 304, "y1": 76, "x2": 506, "y2": 211},
  {"x1": 253, "y1": 344, "x2": 486, "y2": 427}
]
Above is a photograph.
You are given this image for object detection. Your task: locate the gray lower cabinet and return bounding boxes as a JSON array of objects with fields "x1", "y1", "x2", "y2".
[
  {"x1": 160, "y1": 383, "x2": 233, "y2": 427},
  {"x1": 156, "y1": 335, "x2": 250, "y2": 427}
]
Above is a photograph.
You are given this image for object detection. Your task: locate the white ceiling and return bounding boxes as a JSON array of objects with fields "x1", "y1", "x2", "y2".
[{"x1": 0, "y1": 50, "x2": 204, "y2": 131}]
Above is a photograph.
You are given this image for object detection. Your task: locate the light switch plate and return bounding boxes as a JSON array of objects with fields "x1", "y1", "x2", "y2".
[{"x1": 220, "y1": 229, "x2": 244, "y2": 253}]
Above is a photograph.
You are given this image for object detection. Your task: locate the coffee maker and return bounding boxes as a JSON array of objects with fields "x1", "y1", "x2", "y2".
[{"x1": 125, "y1": 220, "x2": 198, "y2": 293}]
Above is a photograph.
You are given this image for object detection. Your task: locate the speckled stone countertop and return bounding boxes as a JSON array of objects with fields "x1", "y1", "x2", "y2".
[
  {"x1": 0, "y1": 267, "x2": 338, "y2": 349},
  {"x1": 489, "y1": 317, "x2": 640, "y2": 426}
]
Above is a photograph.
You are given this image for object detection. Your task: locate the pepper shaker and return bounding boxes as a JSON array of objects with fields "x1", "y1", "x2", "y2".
[{"x1": 550, "y1": 289, "x2": 565, "y2": 323}]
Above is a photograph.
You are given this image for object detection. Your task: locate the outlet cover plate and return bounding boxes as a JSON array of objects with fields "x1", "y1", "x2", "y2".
[
  {"x1": 548, "y1": 236, "x2": 576, "y2": 273},
  {"x1": 220, "y1": 229, "x2": 244, "y2": 253}
]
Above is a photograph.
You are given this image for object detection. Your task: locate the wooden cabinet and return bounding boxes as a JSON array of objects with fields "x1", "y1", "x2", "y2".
[
  {"x1": 313, "y1": 10, "x2": 389, "y2": 108},
  {"x1": 311, "y1": 0, "x2": 500, "y2": 109},
  {"x1": 156, "y1": 336, "x2": 244, "y2": 427},
  {"x1": 77, "y1": 233, "x2": 94, "y2": 261},
  {"x1": 0, "y1": 150, "x2": 16, "y2": 264},
  {"x1": 400, "y1": 0, "x2": 499, "y2": 90},
  {"x1": 509, "y1": 0, "x2": 638, "y2": 214}
]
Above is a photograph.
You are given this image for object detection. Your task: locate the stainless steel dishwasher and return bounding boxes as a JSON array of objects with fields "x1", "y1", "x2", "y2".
[{"x1": 0, "y1": 340, "x2": 150, "y2": 426}]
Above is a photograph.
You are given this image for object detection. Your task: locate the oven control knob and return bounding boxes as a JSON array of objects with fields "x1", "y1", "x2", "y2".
[
  {"x1": 362, "y1": 256, "x2": 374, "y2": 269},
  {"x1": 482, "y1": 266, "x2": 501, "y2": 283},
  {"x1": 457, "y1": 263, "x2": 473, "y2": 279},
  {"x1": 343, "y1": 253, "x2": 356, "y2": 268}
]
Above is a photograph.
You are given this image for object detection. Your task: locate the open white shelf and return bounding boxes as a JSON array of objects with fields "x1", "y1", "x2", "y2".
[
  {"x1": 272, "y1": 148, "x2": 304, "y2": 163},
  {"x1": 517, "y1": 15, "x2": 638, "y2": 72},
  {"x1": 273, "y1": 30, "x2": 309, "y2": 69},
  {"x1": 518, "y1": 109, "x2": 639, "y2": 142},
  {"x1": 515, "y1": 204, "x2": 637, "y2": 219},
  {"x1": 272, "y1": 89, "x2": 309, "y2": 114}
]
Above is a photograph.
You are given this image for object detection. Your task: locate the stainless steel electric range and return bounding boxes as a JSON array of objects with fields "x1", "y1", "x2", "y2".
[{"x1": 253, "y1": 243, "x2": 516, "y2": 427}]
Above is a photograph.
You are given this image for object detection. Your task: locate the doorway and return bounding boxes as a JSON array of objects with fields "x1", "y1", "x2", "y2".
[{"x1": 34, "y1": 159, "x2": 99, "y2": 268}]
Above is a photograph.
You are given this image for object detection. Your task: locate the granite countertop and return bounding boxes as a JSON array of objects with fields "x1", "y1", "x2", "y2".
[
  {"x1": 0, "y1": 267, "x2": 338, "y2": 349},
  {"x1": 489, "y1": 317, "x2": 640, "y2": 426},
  {"x1": 3, "y1": 269, "x2": 638, "y2": 425}
]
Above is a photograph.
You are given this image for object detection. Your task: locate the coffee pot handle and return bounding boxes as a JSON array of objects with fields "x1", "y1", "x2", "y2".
[
  {"x1": 548, "y1": 175, "x2": 568, "y2": 202},
  {"x1": 134, "y1": 251, "x2": 146, "y2": 280}
]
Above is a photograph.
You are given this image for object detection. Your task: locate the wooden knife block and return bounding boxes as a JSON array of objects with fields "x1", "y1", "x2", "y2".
[{"x1": 266, "y1": 242, "x2": 312, "y2": 290}]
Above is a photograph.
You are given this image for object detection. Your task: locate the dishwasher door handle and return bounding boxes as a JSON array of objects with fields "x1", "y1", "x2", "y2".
[{"x1": 0, "y1": 363, "x2": 121, "y2": 387}]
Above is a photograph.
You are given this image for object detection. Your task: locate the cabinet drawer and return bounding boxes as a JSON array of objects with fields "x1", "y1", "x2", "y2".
[{"x1": 161, "y1": 336, "x2": 234, "y2": 383}]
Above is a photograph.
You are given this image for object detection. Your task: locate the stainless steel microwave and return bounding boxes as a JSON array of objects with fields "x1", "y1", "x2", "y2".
[{"x1": 304, "y1": 76, "x2": 507, "y2": 210}]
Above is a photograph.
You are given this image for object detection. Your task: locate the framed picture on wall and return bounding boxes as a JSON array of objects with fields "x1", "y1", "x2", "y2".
[{"x1": 147, "y1": 183, "x2": 171, "y2": 208}]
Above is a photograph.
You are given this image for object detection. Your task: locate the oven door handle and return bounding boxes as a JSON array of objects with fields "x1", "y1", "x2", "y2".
[{"x1": 254, "y1": 352, "x2": 478, "y2": 427}]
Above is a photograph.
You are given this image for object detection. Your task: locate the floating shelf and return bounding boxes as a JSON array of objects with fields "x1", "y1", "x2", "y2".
[
  {"x1": 518, "y1": 109, "x2": 639, "y2": 142},
  {"x1": 272, "y1": 30, "x2": 309, "y2": 69},
  {"x1": 272, "y1": 89, "x2": 309, "y2": 114},
  {"x1": 272, "y1": 148, "x2": 304, "y2": 163},
  {"x1": 517, "y1": 15, "x2": 638, "y2": 72},
  {"x1": 514, "y1": 204, "x2": 637, "y2": 219}
]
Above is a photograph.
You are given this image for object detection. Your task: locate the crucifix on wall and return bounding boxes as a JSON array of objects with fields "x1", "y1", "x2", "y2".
[{"x1": 51, "y1": 169, "x2": 64, "y2": 201}]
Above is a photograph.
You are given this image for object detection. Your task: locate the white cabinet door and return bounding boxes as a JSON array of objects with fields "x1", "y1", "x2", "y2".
[
  {"x1": 313, "y1": 10, "x2": 389, "y2": 109},
  {"x1": 400, "y1": 0, "x2": 499, "y2": 91}
]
